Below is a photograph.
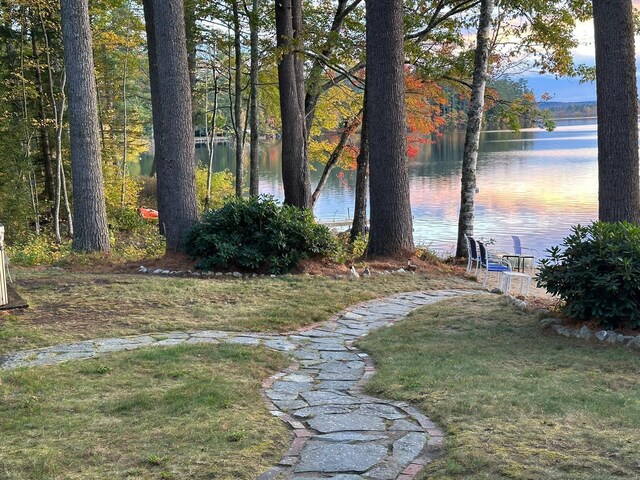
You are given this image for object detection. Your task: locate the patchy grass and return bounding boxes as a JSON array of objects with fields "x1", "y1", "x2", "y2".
[
  {"x1": 0, "y1": 344, "x2": 289, "y2": 479},
  {"x1": 359, "y1": 295, "x2": 640, "y2": 479},
  {"x1": 1, "y1": 268, "x2": 476, "y2": 355}
]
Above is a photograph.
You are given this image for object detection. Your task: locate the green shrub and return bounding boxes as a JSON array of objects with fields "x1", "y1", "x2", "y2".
[
  {"x1": 329, "y1": 232, "x2": 368, "y2": 264},
  {"x1": 186, "y1": 195, "x2": 335, "y2": 273},
  {"x1": 537, "y1": 222, "x2": 640, "y2": 329}
]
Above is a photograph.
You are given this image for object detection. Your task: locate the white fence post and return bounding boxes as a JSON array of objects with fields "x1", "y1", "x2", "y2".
[{"x1": 0, "y1": 224, "x2": 7, "y2": 306}]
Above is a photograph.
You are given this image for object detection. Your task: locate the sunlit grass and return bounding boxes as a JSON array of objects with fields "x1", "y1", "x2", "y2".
[
  {"x1": 0, "y1": 344, "x2": 289, "y2": 480},
  {"x1": 360, "y1": 295, "x2": 640, "y2": 479}
]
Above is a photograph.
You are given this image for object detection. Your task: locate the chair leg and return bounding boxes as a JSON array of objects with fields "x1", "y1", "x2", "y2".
[{"x1": 466, "y1": 257, "x2": 471, "y2": 274}]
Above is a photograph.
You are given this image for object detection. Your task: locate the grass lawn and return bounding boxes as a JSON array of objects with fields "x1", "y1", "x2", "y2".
[
  {"x1": 0, "y1": 344, "x2": 289, "y2": 480},
  {"x1": 0, "y1": 267, "x2": 475, "y2": 355},
  {"x1": 359, "y1": 295, "x2": 640, "y2": 479}
]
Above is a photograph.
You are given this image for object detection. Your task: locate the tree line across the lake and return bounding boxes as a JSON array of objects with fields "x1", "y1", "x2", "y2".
[{"x1": 0, "y1": 0, "x2": 637, "y2": 260}]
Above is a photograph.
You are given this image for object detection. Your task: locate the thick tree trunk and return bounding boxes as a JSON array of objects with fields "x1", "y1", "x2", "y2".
[
  {"x1": 233, "y1": 0, "x2": 244, "y2": 197},
  {"x1": 351, "y1": 84, "x2": 368, "y2": 242},
  {"x1": 30, "y1": 28, "x2": 54, "y2": 205},
  {"x1": 148, "y1": 0, "x2": 199, "y2": 252},
  {"x1": 142, "y1": 0, "x2": 164, "y2": 228},
  {"x1": 276, "y1": 0, "x2": 311, "y2": 209},
  {"x1": 593, "y1": 0, "x2": 640, "y2": 223},
  {"x1": 60, "y1": 0, "x2": 109, "y2": 252},
  {"x1": 365, "y1": 0, "x2": 414, "y2": 256},
  {"x1": 248, "y1": 0, "x2": 260, "y2": 196},
  {"x1": 455, "y1": 0, "x2": 494, "y2": 258}
]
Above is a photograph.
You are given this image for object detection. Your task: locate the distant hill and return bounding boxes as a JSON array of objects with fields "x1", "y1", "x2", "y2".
[{"x1": 538, "y1": 101, "x2": 597, "y2": 118}]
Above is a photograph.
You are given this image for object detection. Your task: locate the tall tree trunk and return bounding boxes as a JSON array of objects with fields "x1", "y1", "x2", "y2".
[
  {"x1": 248, "y1": 0, "x2": 260, "y2": 196},
  {"x1": 593, "y1": 0, "x2": 640, "y2": 223},
  {"x1": 455, "y1": 0, "x2": 494, "y2": 258},
  {"x1": 142, "y1": 0, "x2": 163, "y2": 222},
  {"x1": 365, "y1": 0, "x2": 414, "y2": 256},
  {"x1": 232, "y1": 0, "x2": 244, "y2": 197},
  {"x1": 184, "y1": 0, "x2": 198, "y2": 104},
  {"x1": 147, "y1": 0, "x2": 199, "y2": 251},
  {"x1": 60, "y1": 0, "x2": 109, "y2": 252},
  {"x1": 30, "y1": 26, "x2": 54, "y2": 205},
  {"x1": 275, "y1": 0, "x2": 311, "y2": 209},
  {"x1": 205, "y1": 54, "x2": 219, "y2": 210},
  {"x1": 351, "y1": 83, "x2": 369, "y2": 242}
]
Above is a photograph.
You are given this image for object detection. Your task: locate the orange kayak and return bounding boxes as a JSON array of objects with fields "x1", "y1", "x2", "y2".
[{"x1": 138, "y1": 207, "x2": 159, "y2": 220}]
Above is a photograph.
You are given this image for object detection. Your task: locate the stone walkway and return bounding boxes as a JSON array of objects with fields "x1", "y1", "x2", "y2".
[{"x1": 0, "y1": 289, "x2": 476, "y2": 479}]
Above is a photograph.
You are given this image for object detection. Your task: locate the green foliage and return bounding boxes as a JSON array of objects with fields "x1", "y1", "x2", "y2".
[
  {"x1": 186, "y1": 195, "x2": 335, "y2": 273},
  {"x1": 194, "y1": 167, "x2": 234, "y2": 212},
  {"x1": 537, "y1": 222, "x2": 640, "y2": 328},
  {"x1": 329, "y1": 232, "x2": 368, "y2": 264},
  {"x1": 6, "y1": 235, "x2": 72, "y2": 267}
]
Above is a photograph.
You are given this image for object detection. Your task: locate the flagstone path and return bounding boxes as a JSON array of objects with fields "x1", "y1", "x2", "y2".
[{"x1": 0, "y1": 289, "x2": 480, "y2": 479}]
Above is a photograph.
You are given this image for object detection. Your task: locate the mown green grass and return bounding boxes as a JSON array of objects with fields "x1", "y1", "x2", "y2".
[
  {"x1": 0, "y1": 344, "x2": 289, "y2": 479},
  {"x1": 359, "y1": 295, "x2": 640, "y2": 479},
  {"x1": 1, "y1": 268, "x2": 476, "y2": 355}
]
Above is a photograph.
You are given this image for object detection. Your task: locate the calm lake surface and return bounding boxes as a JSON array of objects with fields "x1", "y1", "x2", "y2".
[{"x1": 141, "y1": 118, "x2": 599, "y2": 256}]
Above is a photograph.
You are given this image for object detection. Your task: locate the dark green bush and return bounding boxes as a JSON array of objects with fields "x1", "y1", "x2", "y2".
[
  {"x1": 186, "y1": 195, "x2": 335, "y2": 274},
  {"x1": 537, "y1": 222, "x2": 640, "y2": 329}
]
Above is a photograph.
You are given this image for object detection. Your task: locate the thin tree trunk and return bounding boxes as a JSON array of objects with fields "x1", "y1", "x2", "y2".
[
  {"x1": 205, "y1": 51, "x2": 219, "y2": 210},
  {"x1": 233, "y1": 0, "x2": 244, "y2": 197},
  {"x1": 593, "y1": 0, "x2": 640, "y2": 223},
  {"x1": 248, "y1": 0, "x2": 260, "y2": 196},
  {"x1": 351, "y1": 83, "x2": 369, "y2": 242},
  {"x1": 311, "y1": 110, "x2": 362, "y2": 207},
  {"x1": 60, "y1": 0, "x2": 109, "y2": 252},
  {"x1": 30, "y1": 26, "x2": 55, "y2": 205},
  {"x1": 275, "y1": 0, "x2": 310, "y2": 208},
  {"x1": 29, "y1": 172, "x2": 41, "y2": 234},
  {"x1": 148, "y1": 0, "x2": 199, "y2": 252},
  {"x1": 121, "y1": 0, "x2": 132, "y2": 208},
  {"x1": 365, "y1": 0, "x2": 414, "y2": 256},
  {"x1": 455, "y1": 0, "x2": 494, "y2": 257}
]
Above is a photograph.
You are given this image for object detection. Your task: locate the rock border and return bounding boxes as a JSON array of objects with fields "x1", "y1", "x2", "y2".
[{"x1": 539, "y1": 318, "x2": 640, "y2": 349}]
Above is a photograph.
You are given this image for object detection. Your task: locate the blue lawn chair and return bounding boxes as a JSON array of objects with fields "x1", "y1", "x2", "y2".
[
  {"x1": 478, "y1": 241, "x2": 512, "y2": 287},
  {"x1": 511, "y1": 236, "x2": 540, "y2": 273},
  {"x1": 464, "y1": 234, "x2": 481, "y2": 275}
]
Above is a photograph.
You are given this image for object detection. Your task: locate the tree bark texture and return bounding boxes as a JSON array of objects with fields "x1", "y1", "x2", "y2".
[
  {"x1": 249, "y1": 0, "x2": 260, "y2": 196},
  {"x1": 351, "y1": 83, "x2": 368, "y2": 242},
  {"x1": 149, "y1": 0, "x2": 199, "y2": 251},
  {"x1": 276, "y1": 0, "x2": 311, "y2": 209},
  {"x1": 593, "y1": 0, "x2": 640, "y2": 223},
  {"x1": 183, "y1": 0, "x2": 198, "y2": 105},
  {"x1": 365, "y1": 0, "x2": 414, "y2": 256},
  {"x1": 455, "y1": 0, "x2": 493, "y2": 257},
  {"x1": 233, "y1": 0, "x2": 244, "y2": 197},
  {"x1": 60, "y1": 0, "x2": 110, "y2": 252}
]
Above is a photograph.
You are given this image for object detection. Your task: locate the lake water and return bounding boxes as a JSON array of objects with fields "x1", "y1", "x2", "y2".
[{"x1": 140, "y1": 118, "x2": 600, "y2": 256}]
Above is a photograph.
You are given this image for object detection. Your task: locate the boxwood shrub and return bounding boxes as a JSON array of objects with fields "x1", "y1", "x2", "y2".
[
  {"x1": 186, "y1": 195, "x2": 335, "y2": 274},
  {"x1": 537, "y1": 221, "x2": 640, "y2": 329}
]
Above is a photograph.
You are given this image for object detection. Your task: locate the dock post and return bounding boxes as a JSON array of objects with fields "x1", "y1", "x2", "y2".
[{"x1": 0, "y1": 224, "x2": 7, "y2": 306}]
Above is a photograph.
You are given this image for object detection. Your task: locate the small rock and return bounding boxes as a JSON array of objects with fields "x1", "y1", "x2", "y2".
[
  {"x1": 396, "y1": 268, "x2": 406, "y2": 274},
  {"x1": 383, "y1": 270, "x2": 390, "y2": 275},
  {"x1": 595, "y1": 331, "x2": 608, "y2": 342},
  {"x1": 513, "y1": 299, "x2": 527, "y2": 310},
  {"x1": 627, "y1": 336, "x2": 640, "y2": 349},
  {"x1": 153, "y1": 269, "x2": 163, "y2": 274},
  {"x1": 361, "y1": 266, "x2": 371, "y2": 276},
  {"x1": 161, "y1": 270, "x2": 170, "y2": 275},
  {"x1": 349, "y1": 266, "x2": 360, "y2": 280},
  {"x1": 215, "y1": 272, "x2": 223, "y2": 276},
  {"x1": 333, "y1": 274, "x2": 344, "y2": 280},
  {"x1": 576, "y1": 325, "x2": 592, "y2": 340},
  {"x1": 490, "y1": 288, "x2": 503, "y2": 294},
  {"x1": 540, "y1": 318, "x2": 562, "y2": 328},
  {"x1": 138, "y1": 266, "x2": 148, "y2": 273},
  {"x1": 225, "y1": 272, "x2": 233, "y2": 276},
  {"x1": 270, "y1": 274, "x2": 276, "y2": 278},
  {"x1": 232, "y1": 272, "x2": 242, "y2": 278}
]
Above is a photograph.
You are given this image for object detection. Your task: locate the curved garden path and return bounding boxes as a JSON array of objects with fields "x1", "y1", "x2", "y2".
[{"x1": 1, "y1": 289, "x2": 479, "y2": 479}]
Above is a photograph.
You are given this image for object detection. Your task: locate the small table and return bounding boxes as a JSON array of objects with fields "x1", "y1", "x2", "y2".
[{"x1": 502, "y1": 254, "x2": 534, "y2": 273}]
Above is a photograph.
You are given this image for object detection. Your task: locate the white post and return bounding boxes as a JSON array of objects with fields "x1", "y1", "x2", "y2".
[{"x1": 0, "y1": 224, "x2": 7, "y2": 306}]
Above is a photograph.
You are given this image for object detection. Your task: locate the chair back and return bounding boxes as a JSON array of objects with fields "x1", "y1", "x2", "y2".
[
  {"x1": 477, "y1": 241, "x2": 488, "y2": 266},
  {"x1": 512, "y1": 235, "x2": 522, "y2": 255},
  {"x1": 464, "y1": 234, "x2": 477, "y2": 260}
]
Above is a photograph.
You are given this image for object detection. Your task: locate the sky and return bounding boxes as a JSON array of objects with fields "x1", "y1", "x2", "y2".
[{"x1": 522, "y1": 13, "x2": 639, "y2": 103}]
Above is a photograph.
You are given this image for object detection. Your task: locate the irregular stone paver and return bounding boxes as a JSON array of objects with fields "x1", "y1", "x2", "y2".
[{"x1": 0, "y1": 290, "x2": 479, "y2": 479}]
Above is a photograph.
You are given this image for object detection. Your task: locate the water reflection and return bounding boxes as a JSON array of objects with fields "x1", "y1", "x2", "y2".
[{"x1": 138, "y1": 118, "x2": 601, "y2": 256}]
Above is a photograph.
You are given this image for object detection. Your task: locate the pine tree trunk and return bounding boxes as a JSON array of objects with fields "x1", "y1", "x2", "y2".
[
  {"x1": 351, "y1": 84, "x2": 369, "y2": 242},
  {"x1": 149, "y1": 0, "x2": 199, "y2": 252},
  {"x1": 233, "y1": 0, "x2": 244, "y2": 197},
  {"x1": 365, "y1": 0, "x2": 414, "y2": 256},
  {"x1": 60, "y1": 0, "x2": 109, "y2": 252},
  {"x1": 183, "y1": 0, "x2": 198, "y2": 104},
  {"x1": 593, "y1": 0, "x2": 640, "y2": 223},
  {"x1": 249, "y1": 0, "x2": 260, "y2": 197},
  {"x1": 455, "y1": 0, "x2": 493, "y2": 258},
  {"x1": 276, "y1": 0, "x2": 311, "y2": 209}
]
